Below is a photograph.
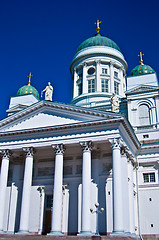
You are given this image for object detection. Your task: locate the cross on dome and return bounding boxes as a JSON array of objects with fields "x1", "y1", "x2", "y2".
[
  {"x1": 94, "y1": 20, "x2": 102, "y2": 34},
  {"x1": 138, "y1": 52, "x2": 144, "y2": 65},
  {"x1": 27, "y1": 72, "x2": 33, "y2": 85}
]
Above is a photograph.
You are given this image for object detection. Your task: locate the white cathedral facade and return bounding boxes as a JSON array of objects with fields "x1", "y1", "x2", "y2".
[{"x1": 0, "y1": 22, "x2": 159, "y2": 238}]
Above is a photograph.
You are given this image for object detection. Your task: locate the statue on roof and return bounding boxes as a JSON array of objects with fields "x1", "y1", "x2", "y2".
[
  {"x1": 110, "y1": 93, "x2": 119, "y2": 113},
  {"x1": 41, "y1": 82, "x2": 53, "y2": 101}
]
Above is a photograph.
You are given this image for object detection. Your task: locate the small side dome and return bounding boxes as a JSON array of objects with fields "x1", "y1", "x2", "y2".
[
  {"x1": 76, "y1": 33, "x2": 121, "y2": 53},
  {"x1": 130, "y1": 64, "x2": 155, "y2": 76},
  {"x1": 16, "y1": 73, "x2": 39, "y2": 99},
  {"x1": 17, "y1": 84, "x2": 39, "y2": 99}
]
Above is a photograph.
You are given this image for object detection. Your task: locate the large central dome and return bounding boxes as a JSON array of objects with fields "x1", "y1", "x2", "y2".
[{"x1": 76, "y1": 33, "x2": 121, "y2": 53}]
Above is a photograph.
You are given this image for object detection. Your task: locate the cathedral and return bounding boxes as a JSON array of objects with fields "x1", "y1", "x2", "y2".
[{"x1": 0, "y1": 21, "x2": 159, "y2": 239}]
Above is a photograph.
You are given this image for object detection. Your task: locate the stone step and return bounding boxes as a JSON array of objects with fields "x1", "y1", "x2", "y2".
[{"x1": 0, "y1": 234, "x2": 140, "y2": 240}]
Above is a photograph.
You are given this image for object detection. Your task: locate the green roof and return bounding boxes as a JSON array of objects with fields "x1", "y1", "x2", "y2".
[
  {"x1": 17, "y1": 84, "x2": 39, "y2": 99},
  {"x1": 130, "y1": 64, "x2": 155, "y2": 76},
  {"x1": 76, "y1": 33, "x2": 121, "y2": 53}
]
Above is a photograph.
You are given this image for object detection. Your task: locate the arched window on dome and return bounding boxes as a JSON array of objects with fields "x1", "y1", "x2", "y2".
[{"x1": 138, "y1": 104, "x2": 151, "y2": 126}]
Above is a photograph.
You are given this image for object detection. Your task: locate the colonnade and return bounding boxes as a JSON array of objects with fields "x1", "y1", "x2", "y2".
[
  {"x1": 0, "y1": 138, "x2": 136, "y2": 236},
  {"x1": 73, "y1": 61, "x2": 126, "y2": 99}
]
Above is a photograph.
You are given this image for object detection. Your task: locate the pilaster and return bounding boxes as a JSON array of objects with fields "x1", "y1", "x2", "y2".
[
  {"x1": 83, "y1": 62, "x2": 87, "y2": 94},
  {"x1": 96, "y1": 60, "x2": 101, "y2": 92},
  {"x1": 110, "y1": 62, "x2": 114, "y2": 93},
  {"x1": 73, "y1": 68, "x2": 78, "y2": 98}
]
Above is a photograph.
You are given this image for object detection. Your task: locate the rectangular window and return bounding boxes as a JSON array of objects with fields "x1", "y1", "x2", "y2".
[
  {"x1": 114, "y1": 81, "x2": 119, "y2": 95},
  {"x1": 143, "y1": 173, "x2": 155, "y2": 183},
  {"x1": 46, "y1": 195, "x2": 53, "y2": 208},
  {"x1": 78, "y1": 82, "x2": 82, "y2": 95},
  {"x1": 101, "y1": 79, "x2": 108, "y2": 92},
  {"x1": 88, "y1": 79, "x2": 95, "y2": 93},
  {"x1": 114, "y1": 71, "x2": 118, "y2": 78},
  {"x1": 102, "y1": 68, "x2": 107, "y2": 74}
]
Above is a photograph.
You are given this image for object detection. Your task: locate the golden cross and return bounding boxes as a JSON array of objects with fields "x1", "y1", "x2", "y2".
[
  {"x1": 138, "y1": 52, "x2": 144, "y2": 65},
  {"x1": 94, "y1": 20, "x2": 102, "y2": 34},
  {"x1": 27, "y1": 72, "x2": 32, "y2": 85}
]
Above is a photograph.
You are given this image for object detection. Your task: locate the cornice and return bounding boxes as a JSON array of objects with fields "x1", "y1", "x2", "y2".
[{"x1": 0, "y1": 116, "x2": 140, "y2": 150}]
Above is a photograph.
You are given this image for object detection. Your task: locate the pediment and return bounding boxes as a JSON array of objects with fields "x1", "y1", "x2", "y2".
[
  {"x1": 126, "y1": 85, "x2": 159, "y2": 94},
  {"x1": 0, "y1": 101, "x2": 120, "y2": 133}
]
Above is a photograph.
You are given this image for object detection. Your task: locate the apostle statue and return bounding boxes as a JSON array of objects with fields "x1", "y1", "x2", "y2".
[
  {"x1": 110, "y1": 93, "x2": 119, "y2": 113},
  {"x1": 41, "y1": 82, "x2": 53, "y2": 101}
]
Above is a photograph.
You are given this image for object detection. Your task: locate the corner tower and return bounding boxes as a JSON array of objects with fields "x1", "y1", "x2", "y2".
[{"x1": 70, "y1": 21, "x2": 127, "y2": 110}]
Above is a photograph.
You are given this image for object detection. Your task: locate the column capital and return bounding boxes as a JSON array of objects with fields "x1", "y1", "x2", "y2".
[
  {"x1": 95, "y1": 59, "x2": 101, "y2": 65},
  {"x1": 80, "y1": 141, "x2": 93, "y2": 152},
  {"x1": 52, "y1": 144, "x2": 65, "y2": 155},
  {"x1": 109, "y1": 61, "x2": 115, "y2": 67},
  {"x1": 120, "y1": 145, "x2": 129, "y2": 156},
  {"x1": 109, "y1": 138, "x2": 121, "y2": 150},
  {"x1": 1, "y1": 149, "x2": 11, "y2": 159},
  {"x1": 82, "y1": 62, "x2": 87, "y2": 67},
  {"x1": 23, "y1": 147, "x2": 34, "y2": 157}
]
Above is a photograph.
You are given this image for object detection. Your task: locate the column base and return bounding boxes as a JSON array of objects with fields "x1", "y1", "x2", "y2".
[
  {"x1": 47, "y1": 231, "x2": 63, "y2": 236},
  {"x1": 16, "y1": 230, "x2": 30, "y2": 235},
  {"x1": 6, "y1": 231, "x2": 15, "y2": 234},
  {"x1": 111, "y1": 231, "x2": 139, "y2": 238},
  {"x1": 78, "y1": 231, "x2": 92, "y2": 236},
  {"x1": 110, "y1": 231, "x2": 126, "y2": 236},
  {"x1": 0, "y1": 230, "x2": 5, "y2": 234}
]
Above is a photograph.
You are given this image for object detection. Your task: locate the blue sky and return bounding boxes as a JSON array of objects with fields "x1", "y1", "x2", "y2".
[{"x1": 0, "y1": 0, "x2": 159, "y2": 119}]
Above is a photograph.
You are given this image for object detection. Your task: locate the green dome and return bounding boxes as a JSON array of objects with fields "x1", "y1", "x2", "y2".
[
  {"x1": 17, "y1": 84, "x2": 39, "y2": 99},
  {"x1": 76, "y1": 33, "x2": 121, "y2": 53},
  {"x1": 130, "y1": 64, "x2": 155, "y2": 76}
]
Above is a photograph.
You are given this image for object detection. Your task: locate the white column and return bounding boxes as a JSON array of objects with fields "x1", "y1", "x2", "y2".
[
  {"x1": 18, "y1": 147, "x2": 34, "y2": 234},
  {"x1": 121, "y1": 149, "x2": 130, "y2": 234},
  {"x1": 0, "y1": 150, "x2": 11, "y2": 232},
  {"x1": 79, "y1": 141, "x2": 92, "y2": 235},
  {"x1": 128, "y1": 157, "x2": 135, "y2": 234},
  {"x1": 82, "y1": 62, "x2": 87, "y2": 94},
  {"x1": 110, "y1": 62, "x2": 114, "y2": 94},
  {"x1": 73, "y1": 68, "x2": 78, "y2": 98},
  {"x1": 111, "y1": 138, "x2": 124, "y2": 235},
  {"x1": 49, "y1": 144, "x2": 64, "y2": 235},
  {"x1": 96, "y1": 60, "x2": 101, "y2": 92}
]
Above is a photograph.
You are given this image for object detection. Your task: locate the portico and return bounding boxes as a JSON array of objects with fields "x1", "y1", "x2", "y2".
[{"x1": 0, "y1": 101, "x2": 140, "y2": 236}]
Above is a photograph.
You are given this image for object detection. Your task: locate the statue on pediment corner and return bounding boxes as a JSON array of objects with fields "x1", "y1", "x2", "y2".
[
  {"x1": 41, "y1": 82, "x2": 53, "y2": 101},
  {"x1": 110, "y1": 93, "x2": 119, "y2": 113}
]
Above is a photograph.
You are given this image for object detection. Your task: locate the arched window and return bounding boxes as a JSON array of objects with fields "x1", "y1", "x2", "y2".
[{"x1": 138, "y1": 104, "x2": 150, "y2": 125}]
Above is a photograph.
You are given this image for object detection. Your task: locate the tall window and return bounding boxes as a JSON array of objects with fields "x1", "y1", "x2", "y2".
[
  {"x1": 78, "y1": 82, "x2": 82, "y2": 95},
  {"x1": 88, "y1": 79, "x2": 95, "y2": 93},
  {"x1": 102, "y1": 68, "x2": 107, "y2": 74},
  {"x1": 101, "y1": 79, "x2": 108, "y2": 92},
  {"x1": 138, "y1": 104, "x2": 150, "y2": 125},
  {"x1": 114, "y1": 71, "x2": 118, "y2": 78},
  {"x1": 114, "y1": 81, "x2": 119, "y2": 95},
  {"x1": 143, "y1": 173, "x2": 155, "y2": 183}
]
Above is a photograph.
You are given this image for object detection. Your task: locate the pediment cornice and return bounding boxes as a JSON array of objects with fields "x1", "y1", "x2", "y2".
[{"x1": 0, "y1": 100, "x2": 121, "y2": 128}]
